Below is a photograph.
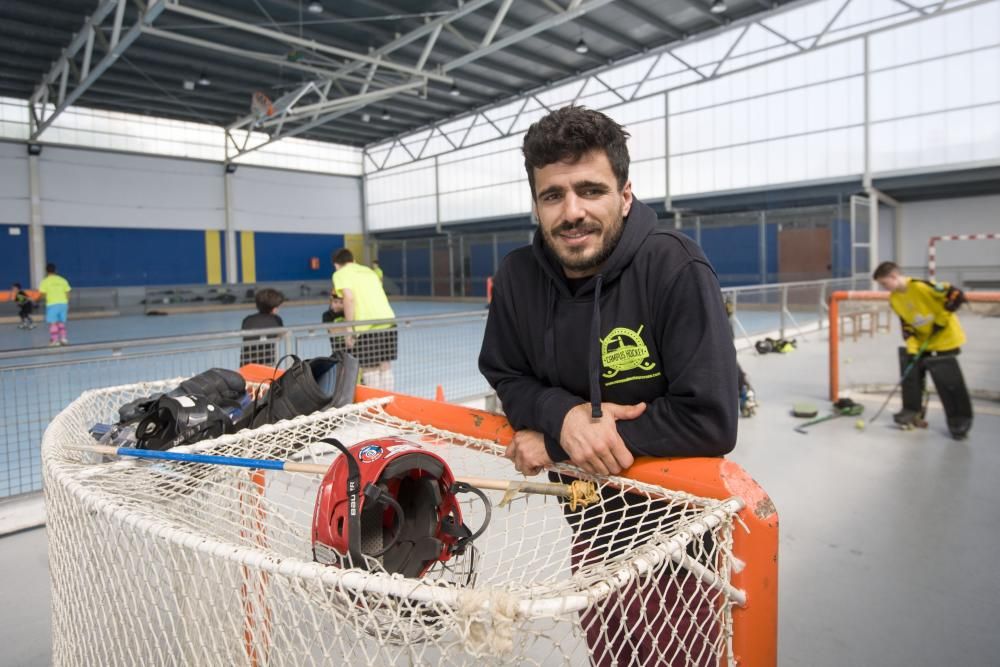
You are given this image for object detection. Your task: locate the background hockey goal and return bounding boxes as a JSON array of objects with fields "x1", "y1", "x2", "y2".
[
  {"x1": 828, "y1": 290, "x2": 1000, "y2": 402},
  {"x1": 43, "y1": 384, "x2": 778, "y2": 666}
]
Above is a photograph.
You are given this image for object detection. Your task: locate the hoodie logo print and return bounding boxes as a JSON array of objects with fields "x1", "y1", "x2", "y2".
[{"x1": 601, "y1": 325, "x2": 659, "y2": 386}]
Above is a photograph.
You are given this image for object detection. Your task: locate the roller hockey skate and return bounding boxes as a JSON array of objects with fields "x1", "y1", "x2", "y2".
[
  {"x1": 739, "y1": 384, "x2": 758, "y2": 418},
  {"x1": 893, "y1": 409, "x2": 928, "y2": 431}
]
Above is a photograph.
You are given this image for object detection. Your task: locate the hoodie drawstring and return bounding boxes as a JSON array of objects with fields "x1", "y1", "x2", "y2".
[
  {"x1": 589, "y1": 275, "x2": 604, "y2": 419},
  {"x1": 543, "y1": 281, "x2": 559, "y2": 387}
]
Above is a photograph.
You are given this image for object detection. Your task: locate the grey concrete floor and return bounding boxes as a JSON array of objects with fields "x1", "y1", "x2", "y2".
[
  {"x1": 1, "y1": 527, "x2": 50, "y2": 667},
  {"x1": 1, "y1": 326, "x2": 999, "y2": 666},
  {"x1": 728, "y1": 327, "x2": 1000, "y2": 667}
]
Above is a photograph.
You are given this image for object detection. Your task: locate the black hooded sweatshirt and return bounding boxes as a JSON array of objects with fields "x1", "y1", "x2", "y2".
[{"x1": 478, "y1": 199, "x2": 738, "y2": 462}]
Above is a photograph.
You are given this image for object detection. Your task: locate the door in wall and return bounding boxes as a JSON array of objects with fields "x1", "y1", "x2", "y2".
[{"x1": 778, "y1": 227, "x2": 832, "y2": 283}]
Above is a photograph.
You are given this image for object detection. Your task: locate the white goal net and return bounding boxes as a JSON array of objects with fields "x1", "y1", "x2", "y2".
[
  {"x1": 831, "y1": 292, "x2": 1000, "y2": 403},
  {"x1": 43, "y1": 380, "x2": 747, "y2": 666}
]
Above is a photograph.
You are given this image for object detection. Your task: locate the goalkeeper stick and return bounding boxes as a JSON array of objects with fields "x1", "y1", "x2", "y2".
[
  {"x1": 66, "y1": 443, "x2": 599, "y2": 506},
  {"x1": 868, "y1": 337, "x2": 933, "y2": 425}
]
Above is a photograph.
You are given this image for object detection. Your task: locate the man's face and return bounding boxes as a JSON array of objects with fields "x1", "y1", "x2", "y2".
[
  {"x1": 876, "y1": 272, "x2": 906, "y2": 293},
  {"x1": 532, "y1": 149, "x2": 632, "y2": 278}
]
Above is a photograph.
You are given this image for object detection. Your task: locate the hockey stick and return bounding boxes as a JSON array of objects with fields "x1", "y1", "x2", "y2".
[
  {"x1": 65, "y1": 443, "x2": 600, "y2": 506},
  {"x1": 793, "y1": 398, "x2": 863, "y2": 434},
  {"x1": 867, "y1": 337, "x2": 933, "y2": 425}
]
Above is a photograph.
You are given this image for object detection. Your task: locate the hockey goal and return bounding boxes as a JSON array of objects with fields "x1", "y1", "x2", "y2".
[
  {"x1": 43, "y1": 384, "x2": 777, "y2": 666},
  {"x1": 828, "y1": 290, "x2": 1000, "y2": 402}
]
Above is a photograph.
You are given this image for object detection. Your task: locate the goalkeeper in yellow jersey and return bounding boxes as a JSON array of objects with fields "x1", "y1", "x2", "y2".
[{"x1": 873, "y1": 261, "x2": 971, "y2": 439}]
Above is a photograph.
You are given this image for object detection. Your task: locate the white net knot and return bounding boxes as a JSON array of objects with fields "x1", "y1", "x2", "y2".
[{"x1": 456, "y1": 587, "x2": 521, "y2": 657}]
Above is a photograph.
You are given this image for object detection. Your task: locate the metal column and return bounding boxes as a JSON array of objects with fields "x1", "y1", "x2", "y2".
[
  {"x1": 758, "y1": 211, "x2": 767, "y2": 284},
  {"x1": 27, "y1": 153, "x2": 46, "y2": 287},
  {"x1": 663, "y1": 91, "x2": 671, "y2": 213},
  {"x1": 359, "y1": 173, "x2": 370, "y2": 264},
  {"x1": 223, "y1": 168, "x2": 238, "y2": 284}
]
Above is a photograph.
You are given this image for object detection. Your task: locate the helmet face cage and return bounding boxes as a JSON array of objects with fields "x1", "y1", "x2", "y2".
[{"x1": 312, "y1": 437, "x2": 473, "y2": 578}]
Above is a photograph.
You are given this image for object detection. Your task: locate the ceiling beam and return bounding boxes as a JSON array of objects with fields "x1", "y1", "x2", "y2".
[
  {"x1": 357, "y1": 0, "x2": 578, "y2": 78},
  {"x1": 29, "y1": 0, "x2": 166, "y2": 140},
  {"x1": 615, "y1": 0, "x2": 684, "y2": 40},
  {"x1": 162, "y1": 3, "x2": 455, "y2": 85},
  {"x1": 441, "y1": 0, "x2": 622, "y2": 73},
  {"x1": 530, "y1": 0, "x2": 647, "y2": 52}
]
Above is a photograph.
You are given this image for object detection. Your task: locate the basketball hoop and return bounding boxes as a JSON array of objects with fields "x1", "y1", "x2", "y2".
[{"x1": 251, "y1": 91, "x2": 275, "y2": 119}]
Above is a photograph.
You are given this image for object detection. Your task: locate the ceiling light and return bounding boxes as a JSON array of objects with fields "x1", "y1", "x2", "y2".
[
  {"x1": 449, "y1": 83, "x2": 460, "y2": 97},
  {"x1": 197, "y1": 72, "x2": 211, "y2": 86},
  {"x1": 361, "y1": 113, "x2": 371, "y2": 123},
  {"x1": 182, "y1": 79, "x2": 195, "y2": 91},
  {"x1": 380, "y1": 109, "x2": 391, "y2": 121},
  {"x1": 710, "y1": 0, "x2": 727, "y2": 14},
  {"x1": 574, "y1": 38, "x2": 589, "y2": 55},
  {"x1": 307, "y1": 1, "x2": 323, "y2": 14}
]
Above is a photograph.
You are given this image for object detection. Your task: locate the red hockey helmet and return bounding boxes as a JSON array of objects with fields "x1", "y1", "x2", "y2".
[{"x1": 312, "y1": 436, "x2": 489, "y2": 578}]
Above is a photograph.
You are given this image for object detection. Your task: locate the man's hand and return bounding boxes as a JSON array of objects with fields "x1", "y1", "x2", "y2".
[
  {"x1": 504, "y1": 429, "x2": 552, "y2": 477},
  {"x1": 559, "y1": 402, "x2": 646, "y2": 476}
]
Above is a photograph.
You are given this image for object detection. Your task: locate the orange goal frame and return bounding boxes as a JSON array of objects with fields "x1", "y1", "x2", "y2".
[
  {"x1": 828, "y1": 290, "x2": 1000, "y2": 401},
  {"x1": 356, "y1": 385, "x2": 779, "y2": 667}
]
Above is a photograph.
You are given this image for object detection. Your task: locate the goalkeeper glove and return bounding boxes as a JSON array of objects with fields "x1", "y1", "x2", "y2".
[{"x1": 944, "y1": 286, "x2": 966, "y2": 312}]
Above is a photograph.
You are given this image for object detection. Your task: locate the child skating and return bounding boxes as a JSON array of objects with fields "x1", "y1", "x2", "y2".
[
  {"x1": 12, "y1": 283, "x2": 37, "y2": 329},
  {"x1": 38, "y1": 263, "x2": 72, "y2": 346}
]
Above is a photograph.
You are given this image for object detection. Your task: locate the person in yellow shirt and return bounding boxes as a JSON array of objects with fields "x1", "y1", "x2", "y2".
[
  {"x1": 332, "y1": 248, "x2": 396, "y2": 390},
  {"x1": 39, "y1": 263, "x2": 72, "y2": 347},
  {"x1": 873, "y1": 261, "x2": 971, "y2": 439}
]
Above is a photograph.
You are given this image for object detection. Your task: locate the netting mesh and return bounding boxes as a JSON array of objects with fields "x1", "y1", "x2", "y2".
[
  {"x1": 836, "y1": 299, "x2": 1000, "y2": 401},
  {"x1": 43, "y1": 381, "x2": 745, "y2": 666}
]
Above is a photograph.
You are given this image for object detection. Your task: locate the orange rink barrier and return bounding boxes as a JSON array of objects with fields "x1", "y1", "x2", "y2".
[{"x1": 356, "y1": 385, "x2": 779, "y2": 666}]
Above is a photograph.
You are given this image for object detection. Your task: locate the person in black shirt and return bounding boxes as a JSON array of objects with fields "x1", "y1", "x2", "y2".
[
  {"x1": 12, "y1": 283, "x2": 36, "y2": 329},
  {"x1": 240, "y1": 288, "x2": 284, "y2": 367},
  {"x1": 321, "y1": 293, "x2": 348, "y2": 355}
]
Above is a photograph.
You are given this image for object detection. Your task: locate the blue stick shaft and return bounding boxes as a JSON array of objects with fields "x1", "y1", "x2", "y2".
[{"x1": 114, "y1": 447, "x2": 288, "y2": 471}]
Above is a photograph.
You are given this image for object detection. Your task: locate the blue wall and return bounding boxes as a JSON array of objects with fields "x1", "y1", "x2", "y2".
[
  {"x1": 701, "y1": 225, "x2": 762, "y2": 285},
  {"x1": 44, "y1": 226, "x2": 207, "y2": 287},
  {"x1": 1, "y1": 226, "x2": 30, "y2": 289},
  {"x1": 405, "y1": 245, "x2": 431, "y2": 296},
  {"x1": 252, "y1": 231, "x2": 344, "y2": 282},
  {"x1": 468, "y1": 242, "x2": 494, "y2": 297}
]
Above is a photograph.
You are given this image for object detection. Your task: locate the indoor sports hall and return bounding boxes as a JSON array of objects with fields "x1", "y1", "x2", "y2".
[{"x1": 1, "y1": 1, "x2": 999, "y2": 665}]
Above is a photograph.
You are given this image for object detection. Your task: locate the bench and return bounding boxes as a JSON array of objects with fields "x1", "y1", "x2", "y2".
[{"x1": 839, "y1": 306, "x2": 891, "y2": 341}]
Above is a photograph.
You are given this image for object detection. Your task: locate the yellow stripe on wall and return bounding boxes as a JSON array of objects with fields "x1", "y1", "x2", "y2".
[
  {"x1": 240, "y1": 231, "x2": 256, "y2": 284},
  {"x1": 344, "y1": 233, "x2": 365, "y2": 263},
  {"x1": 205, "y1": 230, "x2": 222, "y2": 285}
]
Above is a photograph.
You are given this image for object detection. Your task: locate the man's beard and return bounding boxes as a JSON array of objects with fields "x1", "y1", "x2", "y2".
[{"x1": 543, "y1": 212, "x2": 625, "y2": 274}]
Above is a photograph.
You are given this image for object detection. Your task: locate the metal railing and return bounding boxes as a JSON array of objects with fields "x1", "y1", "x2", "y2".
[
  {"x1": 0, "y1": 280, "x2": 335, "y2": 319},
  {"x1": 0, "y1": 275, "x2": 881, "y2": 499},
  {"x1": 0, "y1": 310, "x2": 488, "y2": 498}
]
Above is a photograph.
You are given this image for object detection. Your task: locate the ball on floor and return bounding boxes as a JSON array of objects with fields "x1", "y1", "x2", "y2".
[{"x1": 855, "y1": 419, "x2": 865, "y2": 430}]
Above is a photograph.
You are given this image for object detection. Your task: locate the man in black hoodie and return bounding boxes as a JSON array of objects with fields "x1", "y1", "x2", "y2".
[
  {"x1": 479, "y1": 106, "x2": 737, "y2": 477},
  {"x1": 478, "y1": 107, "x2": 738, "y2": 666}
]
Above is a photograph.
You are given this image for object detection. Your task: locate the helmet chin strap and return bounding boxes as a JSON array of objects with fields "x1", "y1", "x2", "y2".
[{"x1": 320, "y1": 438, "x2": 364, "y2": 567}]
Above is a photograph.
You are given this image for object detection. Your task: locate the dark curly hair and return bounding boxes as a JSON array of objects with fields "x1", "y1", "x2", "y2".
[{"x1": 522, "y1": 106, "x2": 631, "y2": 199}]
